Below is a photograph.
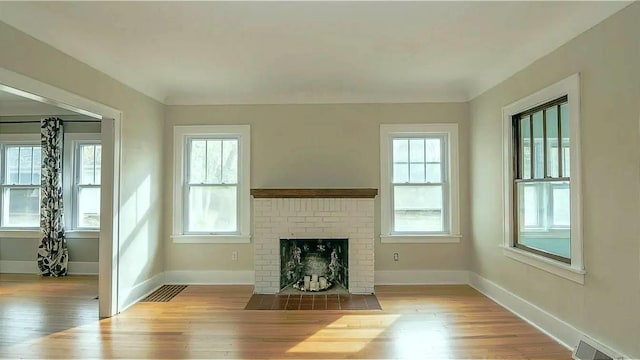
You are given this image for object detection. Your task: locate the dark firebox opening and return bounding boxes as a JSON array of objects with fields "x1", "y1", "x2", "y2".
[{"x1": 280, "y1": 238, "x2": 348, "y2": 292}]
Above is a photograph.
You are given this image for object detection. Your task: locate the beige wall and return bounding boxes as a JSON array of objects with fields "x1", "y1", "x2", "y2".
[
  {"x1": 165, "y1": 103, "x2": 470, "y2": 272},
  {"x1": 469, "y1": 3, "x2": 640, "y2": 357},
  {"x1": 0, "y1": 21, "x2": 166, "y2": 302}
]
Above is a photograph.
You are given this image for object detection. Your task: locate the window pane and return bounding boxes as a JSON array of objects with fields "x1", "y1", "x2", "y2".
[
  {"x1": 3, "y1": 187, "x2": 40, "y2": 227},
  {"x1": 545, "y1": 107, "x2": 559, "y2": 178},
  {"x1": 520, "y1": 116, "x2": 531, "y2": 179},
  {"x1": 94, "y1": 145, "x2": 102, "y2": 185},
  {"x1": 221, "y1": 139, "x2": 238, "y2": 184},
  {"x1": 392, "y1": 139, "x2": 408, "y2": 163},
  {"x1": 18, "y1": 147, "x2": 32, "y2": 184},
  {"x1": 517, "y1": 181, "x2": 570, "y2": 259},
  {"x1": 189, "y1": 140, "x2": 206, "y2": 184},
  {"x1": 392, "y1": 138, "x2": 409, "y2": 183},
  {"x1": 187, "y1": 185, "x2": 237, "y2": 232},
  {"x1": 425, "y1": 163, "x2": 441, "y2": 183},
  {"x1": 552, "y1": 183, "x2": 570, "y2": 226},
  {"x1": 80, "y1": 145, "x2": 98, "y2": 184},
  {"x1": 77, "y1": 187, "x2": 101, "y2": 228},
  {"x1": 425, "y1": 139, "x2": 441, "y2": 162},
  {"x1": 205, "y1": 140, "x2": 222, "y2": 184},
  {"x1": 409, "y1": 139, "x2": 424, "y2": 162},
  {"x1": 393, "y1": 185, "x2": 443, "y2": 232},
  {"x1": 560, "y1": 103, "x2": 570, "y2": 177},
  {"x1": 393, "y1": 163, "x2": 408, "y2": 183},
  {"x1": 532, "y1": 111, "x2": 544, "y2": 179},
  {"x1": 409, "y1": 162, "x2": 425, "y2": 183},
  {"x1": 520, "y1": 183, "x2": 540, "y2": 227},
  {"x1": 32, "y1": 148, "x2": 41, "y2": 185},
  {"x1": 6, "y1": 146, "x2": 19, "y2": 184}
]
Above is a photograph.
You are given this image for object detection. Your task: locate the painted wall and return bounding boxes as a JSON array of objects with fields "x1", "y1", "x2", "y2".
[
  {"x1": 165, "y1": 103, "x2": 470, "y2": 274},
  {"x1": 469, "y1": 3, "x2": 640, "y2": 357},
  {"x1": 0, "y1": 21, "x2": 166, "y2": 307}
]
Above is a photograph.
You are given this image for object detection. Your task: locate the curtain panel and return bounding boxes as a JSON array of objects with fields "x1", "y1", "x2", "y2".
[{"x1": 37, "y1": 117, "x2": 68, "y2": 276}]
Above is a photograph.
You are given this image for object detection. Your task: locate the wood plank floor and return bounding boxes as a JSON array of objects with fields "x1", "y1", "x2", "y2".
[{"x1": 0, "y1": 274, "x2": 571, "y2": 359}]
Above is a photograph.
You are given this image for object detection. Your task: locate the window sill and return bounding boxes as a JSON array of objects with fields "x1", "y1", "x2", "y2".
[
  {"x1": 172, "y1": 234, "x2": 251, "y2": 244},
  {"x1": 501, "y1": 245, "x2": 585, "y2": 284},
  {"x1": 66, "y1": 230, "x2": 100, "y2": 239},
  {"x1": 0, "y1": 230, "x2": 100, "y2": 239},
  {"x1": 380, "y1": 234, "x2": 462, "y2": 244}
]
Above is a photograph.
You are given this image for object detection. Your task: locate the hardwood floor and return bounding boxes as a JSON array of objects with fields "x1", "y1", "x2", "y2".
[{"x1": 0, "y1": 274, "x2": 571, "y2": 359}]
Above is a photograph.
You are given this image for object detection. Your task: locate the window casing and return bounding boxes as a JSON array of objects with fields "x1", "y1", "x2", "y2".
[
  {"x1": 502, "y1": 74, "x2": 584, "y2": 284},
  {"x1": 172, "y1": 125, "x2": 250, "y2": 243},
  {"x1": 0, "y1": 137, "x2": 41, "y2": 229},
  {"x1": 380, "y1": 124, "x2": 460, "y2": 243}
]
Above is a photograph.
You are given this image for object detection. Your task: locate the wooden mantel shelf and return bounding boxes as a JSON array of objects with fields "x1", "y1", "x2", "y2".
[{"x1": 250, "y1": 188, "x2": 378, "y2": 199}]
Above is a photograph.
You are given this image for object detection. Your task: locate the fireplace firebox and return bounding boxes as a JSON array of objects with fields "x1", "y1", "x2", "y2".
[{"x1": 280, "y1": 238, "x2": 348, "y2": 293}]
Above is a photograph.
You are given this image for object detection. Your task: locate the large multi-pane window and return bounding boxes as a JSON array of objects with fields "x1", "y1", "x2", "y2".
[
  {"x1": 502, "y1": 74, "x2": 583, "y2": 283},
  {"x1": 380, "y1": 124, "x2": 460, "y2": 243},
  {"x1": 74, "y1": 142, "x2": 101, "y2": 229},
  {"x1": 0, "y1": 142, "x2": 41, "y2": 228},
  {"x1": 512, "y1": 96, "x2": 571, "y2": 263},
  {"x1": 172, "y1": 125, "x2": 250, "y2": 243}
]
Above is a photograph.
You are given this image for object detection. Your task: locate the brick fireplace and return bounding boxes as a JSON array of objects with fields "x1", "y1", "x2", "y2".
[{"x1": 252, "y1": 189, "x2": 377, "y2": 294}]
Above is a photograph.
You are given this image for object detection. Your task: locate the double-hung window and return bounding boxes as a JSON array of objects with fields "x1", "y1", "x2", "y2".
[
  {"x1": 502, "y1": 74, "x2": 584, "y2": 283},
  {"x1": 172, "y1": 125, "x2": 250, "y2": 243},
  {"x1": 0, "y1": 136, "x2": 41, "y2": 229},
  {"x1": 74, "y1": 142, "x2": 102, "y2": 229},
  {"x1": 380, "y1": 124, "x2": 460, "y2": 243},
  {"x1": 63, "y1": 134, "x2": 102, "y2": 234}
]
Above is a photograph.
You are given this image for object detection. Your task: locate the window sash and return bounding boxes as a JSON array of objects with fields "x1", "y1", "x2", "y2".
[
  {"x1": 0, "y1": 184, "x2": 41, "y2": 228},
  {"x1": 391, "y1": 182, "x2": 449, "y2": 234},
  {"x1": 74, "y1": 184, "x2": 100, "y2": 229},
  {"x1": 183, "y1": 183, "x2": 239, "y2": 234}
]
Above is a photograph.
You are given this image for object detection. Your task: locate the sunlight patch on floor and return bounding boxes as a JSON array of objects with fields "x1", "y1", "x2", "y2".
[{"x1": 287, "y1": 314, "x2": 400, "y2": 353}]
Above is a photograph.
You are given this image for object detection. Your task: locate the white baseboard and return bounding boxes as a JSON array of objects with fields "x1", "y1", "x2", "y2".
[
  {"x1": 164, "y1": 270, "x2": 255, "y2": 285},
  {"x1": 0, "y1": 260, "x2": 98, "y2": 275},
  {"x1": 118, "y1": 272, "x2": 165, "y2": 313},
  {"x1": 468, "y1": 272, "x2": 631, "y2": 358},
  {"x1": 468, "y1": 272, "x2": 578, "y2": 350},
  {"x1": 375, "y1": 270, "x2": 469, "y2": 285}
]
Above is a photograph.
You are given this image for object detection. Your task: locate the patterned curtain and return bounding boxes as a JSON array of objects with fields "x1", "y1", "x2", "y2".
[{"x1": 37, "y1": 117, "x2": 68, "y2": 277}]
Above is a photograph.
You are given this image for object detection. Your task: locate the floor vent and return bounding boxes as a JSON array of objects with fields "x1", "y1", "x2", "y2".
[
  {"x1": 141, "y1": 285, "x2": 187, "y2": 302},
  {"x1": 573, "y1": 337, "x2": 623, "y2": 360}
]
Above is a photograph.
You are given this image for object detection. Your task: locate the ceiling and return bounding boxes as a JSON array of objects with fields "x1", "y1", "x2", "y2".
[{"x1": 0, "y1": 1, "x2": 631, "y2": 105}]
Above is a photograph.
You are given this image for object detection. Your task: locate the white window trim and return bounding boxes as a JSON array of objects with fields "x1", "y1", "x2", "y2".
[
  {"x1": 63, "y1": 133, "x2": 101, "y2": 236},
  {"x1": 502, "y1": 73, "x2": 584, "y2": 284},
  {"x1": 380, "y1": 123, "x2": 461, "y2": 243},
  {"x1": 172, "y1": 125, "x2": 251, "y2": 244},
  {"x1": 0, "y1": 133, "x2": 41, "y2": 232}
]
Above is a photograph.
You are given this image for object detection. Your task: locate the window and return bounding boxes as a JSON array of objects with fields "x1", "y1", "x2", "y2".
[
  {"x1": 63, "y1": 133, "x2": 102, "y2": 234},
  {"x1": 380, "y1": 124, "x2": 460, "y2": 243},
  {"x1": 172, "y1": 125, "x2": 250, "y2": 243},
  {"x1": 502, "y1": 74, "x2": 584, "y2": 283},
  {"x1": 75, "y1": 142, "x2": 101, "y2": 228},
  {"x1": 0, "y1": 137, "x2": 41, "y2": 228}
]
